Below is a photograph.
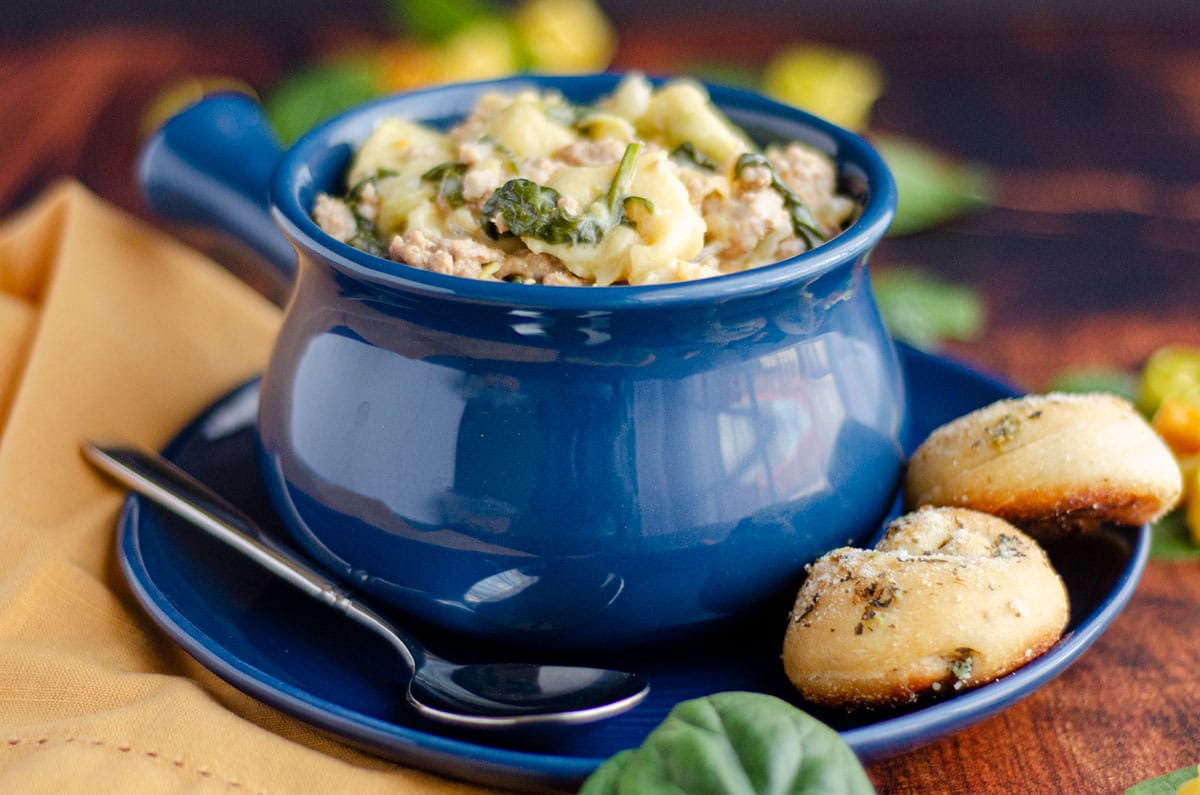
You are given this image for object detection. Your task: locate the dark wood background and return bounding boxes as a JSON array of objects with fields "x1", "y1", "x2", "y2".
[{"x1": 4, "y1": 5, "x2": 1200, "y2": 792}]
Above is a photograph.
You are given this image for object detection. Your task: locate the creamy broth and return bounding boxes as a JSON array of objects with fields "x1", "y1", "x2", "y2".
[{"x1": 313, "y1": 74, "x2": 858, "y2": 286}]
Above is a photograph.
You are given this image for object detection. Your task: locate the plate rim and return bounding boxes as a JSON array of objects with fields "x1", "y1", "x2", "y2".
[{"x1": 115, "y1": 344, "x2": 1151, "y2": 790}]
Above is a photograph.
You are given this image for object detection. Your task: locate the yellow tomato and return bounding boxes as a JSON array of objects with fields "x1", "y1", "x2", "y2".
[
  {"x1": 761, "y1": 44, "x2": 884, "y2": 132},
  {"x1": 1137, "y1": 344, "x2": 1200, "y2": 417},
  {"x1": 439, "y1": 21, "x2": 520, "y2": 83},
  {"x1": 377, "y1": 41, "x2": 446, "y2": 92},
  {"x1": 513, "y1": 0, "x2": 617, "y2": 73},
  {"x1": 1178, "y1": 454, "x2": 1200, "y2": 503},
  {"x1": 1153, "y1": 394, "x2": 1200, "y2": 457},
  {"x1": 378, "y1": 23, "x2": 519, "y2": 92},
  {"x1": 1186, "y1": 467, "x2": 1200, "y2": 546},
  {"x1": 1177, "y1": 773, "x2": 1200, "y2": 795}
]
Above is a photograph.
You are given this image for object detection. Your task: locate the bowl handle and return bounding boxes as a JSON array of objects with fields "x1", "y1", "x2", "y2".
[{"x1": 137, "y1": 92, "x2": 297, "y2": 284}]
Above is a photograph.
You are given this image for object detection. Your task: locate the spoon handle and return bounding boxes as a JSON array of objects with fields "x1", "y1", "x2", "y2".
[{"x1": 80, "y1": 440, "x2": 419, "y2": 671}]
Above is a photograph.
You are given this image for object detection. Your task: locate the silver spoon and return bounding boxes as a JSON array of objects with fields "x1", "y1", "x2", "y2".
[{"x1": 81, "y1": 440, "x2": 649, "y2": 729}]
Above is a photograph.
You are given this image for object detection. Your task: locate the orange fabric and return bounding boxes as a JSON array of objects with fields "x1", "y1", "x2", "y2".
[{"x1": 0, "y1": 182, "x2": 501, "y2": 794}]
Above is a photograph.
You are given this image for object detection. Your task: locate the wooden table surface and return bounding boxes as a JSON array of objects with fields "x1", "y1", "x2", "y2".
[{"x1": 4, "y1": 10, "x2": 1200, "y2": 793}]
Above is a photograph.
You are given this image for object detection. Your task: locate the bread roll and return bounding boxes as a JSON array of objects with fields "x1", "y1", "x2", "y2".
[
  {"x1": 905, "y1": 392, "x2": 1181, "y2": 535},
  {"x1": 782, "y1": 507, "x2": 1068, "y2": 709}
]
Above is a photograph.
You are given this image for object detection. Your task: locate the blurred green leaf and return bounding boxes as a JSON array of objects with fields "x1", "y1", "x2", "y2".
[
  {"x1": 264, "y1": 59, "x2": 381, "y2": 146},
  {"x1": 872, "y1": 266, "x2": 985, "y2": 350},
  {"x1": 1125, "y1": 764, "x2": 1200, "y2": 794},
  {"x1": 874, "y1": 134, "x2": 993, "y2": 236},
  {"x1": 1149, "y1": 510, "x2": 1200, "y2": 561},
  {"x1": 387, "y1": 0, "x2": 503, "y2": 40},
  {"x1": 580, "y1": 692, "x2": 874, "y2": 795},
  {"x1": 1046, "y1": 367, "x2": 1138, "y2": 402},
  {"x1": 678, "y1": 61, "x2": 762, "y2": 91}
]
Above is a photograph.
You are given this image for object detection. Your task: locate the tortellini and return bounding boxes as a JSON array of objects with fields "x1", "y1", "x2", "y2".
[{"x1": 313, "y1": 73, "x2": 858, "y2": 286}]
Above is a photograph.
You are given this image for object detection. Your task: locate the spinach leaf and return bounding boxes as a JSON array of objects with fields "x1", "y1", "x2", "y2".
[
  {"x1": 421, "y1": 162, "x2": 468, "y2": 208},
  {"x1": 344, "y1": 170, "x2": 396, "y2": 257},
  {"x1": 348, "y1": 169, "x2": 397, "y2": 201},
  {"x1": 580, "y1": 692, "x2": 875, "y2": 795},
  {"x1": 480, "y1": 178, "x2": 578, "y2": 242},
  {"x1": 671, "y1": 141, "x2": 719, "y2": 171},
  {"x1": 604, "y1": 140, "x2": 644, "y2": 220},
  {"x1": 735, "y1": 152, "x2": 826, "y2": 249},
  {"x1": 478, "y1": 135, "x2": 519, "y2": 172},
  {"x1": 348, "y1": 217, "x2": 389, "y2": 258},
  {"x1": 480, "y1": 142, "x2": 644, "y2": 246}
]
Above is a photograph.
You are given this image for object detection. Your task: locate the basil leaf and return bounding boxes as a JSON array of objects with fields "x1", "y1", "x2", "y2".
[
  {"x1": 1150, "y1": 510, "x2": 1200, "y2": 561},
  {"x1": 1125, "y1": 765, "x2": 1200, "y2": 794},
  {"x1": 873, "y1": 134, "x2": 993, "y2": 236},
  {"x1": 580, "y1": 692, "x2": 875, "y2": 795},
  {"x1": 872, "y1": 266, "x2": 985, "y2": 351},
  {"x1": 1047, "y1": 367, "x2": 1138, "y2": 402},
  {"x1": 264, "y1": 59, "x2": 381, "y2": 146}
]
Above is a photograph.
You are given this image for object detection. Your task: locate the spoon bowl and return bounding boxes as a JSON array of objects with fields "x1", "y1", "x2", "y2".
[{"x1": 81, "y1": 440, "x2": 649, "y2": 729}]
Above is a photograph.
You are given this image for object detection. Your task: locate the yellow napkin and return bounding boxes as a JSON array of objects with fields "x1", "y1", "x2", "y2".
[{"x1": 0, "y1": 181, "x2": 501, "y2": 794}]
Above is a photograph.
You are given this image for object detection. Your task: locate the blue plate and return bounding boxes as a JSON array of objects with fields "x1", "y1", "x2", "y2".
[{"x1": 116, "y1": 344, "x2": 1149, "y2": 793}]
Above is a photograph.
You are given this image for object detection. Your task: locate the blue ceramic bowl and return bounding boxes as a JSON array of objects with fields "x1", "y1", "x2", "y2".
[{"x1": 139, "y1": 74, "x2": 904, "y2": 651}]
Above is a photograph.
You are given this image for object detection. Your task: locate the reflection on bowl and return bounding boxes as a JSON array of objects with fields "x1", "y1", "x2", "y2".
[{"x1": 140, "y1": 73, "x2": 903, "y2": 650}]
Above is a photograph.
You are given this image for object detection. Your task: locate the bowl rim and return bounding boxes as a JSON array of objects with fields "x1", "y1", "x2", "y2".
[{"x1": 270, "y1": 71, "x2": 897, "y2": 311}]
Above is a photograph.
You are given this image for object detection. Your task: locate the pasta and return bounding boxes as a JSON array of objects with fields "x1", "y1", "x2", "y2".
[{"x1": 313, "y1": 74, "x2": 859, "y2": 286}]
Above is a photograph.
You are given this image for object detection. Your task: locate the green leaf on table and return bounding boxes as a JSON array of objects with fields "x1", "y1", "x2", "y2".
[
  {"x1": 265, "y1": 59, "x2": 381, "y2": 146},
  {"x1": 872, "y1": 266, "x2": 985, "y2": 351},
  {"x1": 579, "y1": 692, "x2": 876, "y2": 795},
  {"x1": 386, "y1": 0, "x2": 504, "y2": 40},
  {"x1": 1046, "y1": 367, "x2": 1139, "y2": 402},
  {"x1": 1149, "y1": 510, "x2": 1200, "y2": 561},
  {"x1": 1125, "y1": 764, "x2": 1200, "y2": 794},
  {"x1": 873, "y1": 134, "x2": 993, "y2": 236}
]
